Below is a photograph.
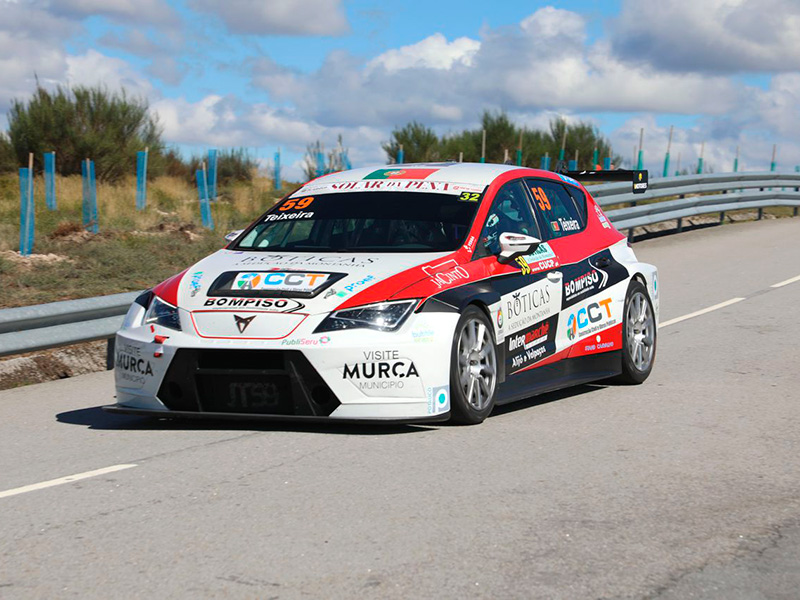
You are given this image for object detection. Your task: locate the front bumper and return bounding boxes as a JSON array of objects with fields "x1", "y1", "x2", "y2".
[{"x1": 112, "y1": 310, "x2": 457, "y2": 422}]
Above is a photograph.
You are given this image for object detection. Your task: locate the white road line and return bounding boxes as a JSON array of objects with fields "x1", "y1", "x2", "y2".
[
  {"x1": 659, "y1": 297, "x2": 746, "y2": 329},
  {"x1": 771, "y1": 274, "x2": 800, "y2": 288},
  {"x1": 0, "y1": 464, "x2": 137, "y2": 500}
]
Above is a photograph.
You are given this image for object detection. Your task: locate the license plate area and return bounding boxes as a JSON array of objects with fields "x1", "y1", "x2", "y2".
[{"x1": 196, "y1": 374, "x2": 292, "y2": 414}]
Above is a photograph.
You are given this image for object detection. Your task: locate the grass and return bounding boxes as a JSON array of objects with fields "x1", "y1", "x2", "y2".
[{"x1": 0, "y1": 173, "x2": 296, "y2": 307}]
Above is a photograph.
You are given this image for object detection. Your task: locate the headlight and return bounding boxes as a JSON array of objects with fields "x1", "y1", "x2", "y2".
[
  {"x1": 143, "y1": 296, "x2": 182, "y2": 331},
  {"x1": 314, "y1": 300, "x2": 417, "y2": 333}
]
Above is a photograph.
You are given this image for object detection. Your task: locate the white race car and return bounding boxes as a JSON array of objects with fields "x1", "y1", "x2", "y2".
[{"x1": 105, "y1": 163, "x2": 658, "y2": 424}]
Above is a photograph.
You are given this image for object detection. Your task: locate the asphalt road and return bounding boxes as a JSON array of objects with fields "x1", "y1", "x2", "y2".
[{"x1": 2, "y1": 218, "x2": 800, "y2": 599}]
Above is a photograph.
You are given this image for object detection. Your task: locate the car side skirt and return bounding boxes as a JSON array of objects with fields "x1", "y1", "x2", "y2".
[{"x1": 495, "y1": 351, "x2": 621, "y2": 406}]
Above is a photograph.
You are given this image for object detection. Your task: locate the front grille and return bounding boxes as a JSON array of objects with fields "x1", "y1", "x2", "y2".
[{"x1": 157, "y1": 349, "x2": 340, "y2": 417}]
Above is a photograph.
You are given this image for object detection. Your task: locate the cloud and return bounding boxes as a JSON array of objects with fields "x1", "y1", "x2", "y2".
[
  {"x1": 612, "y1": 0, "x2": 800, "y2": 73},
  {"x1": 249, "y1": 8, "x2": 746, "y2": 131},
  {"x1": 65, "y1": 50, "x2": 155, "y2": 97},
  {"x1": 191, "y1": 0, "x2": 349, "y2": 36},
  {"x1": 48, "y1": 0, "x2": 180, "y2": 27},
  {"x1": 366, "y1": 33, "x2": 480, "y2": 72}
]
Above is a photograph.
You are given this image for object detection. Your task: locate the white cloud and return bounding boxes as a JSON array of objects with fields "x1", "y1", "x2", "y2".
[
  {"x1": 48, "y1": 0, "x2": 179, "y2": 26},
  {"x1": 65, "y1": 50, "x2": 155, "y2": 97},
  {"x1": 612, "y1": 0, "x2": 800, "y2": 72},
  {"x1": 249, "y1": 7, "x2": 747, "y2": 130},
  {"x1": 191, "y1": 0, "x2": 349, "y2": 36},
  {"x1": 367, "y1": 33, "x2": 480, "y2": 72}
]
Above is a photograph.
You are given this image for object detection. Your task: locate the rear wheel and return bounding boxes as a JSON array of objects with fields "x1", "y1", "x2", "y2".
[
  {"x1": 617, "y1": 279, "x2": 656, "y2": 384},
  {"x1": 450, "y1": 306, "x2": 498, "y2": 424}
]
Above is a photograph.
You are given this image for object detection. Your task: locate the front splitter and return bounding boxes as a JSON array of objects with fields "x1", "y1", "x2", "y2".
[{"x1": 102, "y1": 405, "x2": 450, "y2": 425}]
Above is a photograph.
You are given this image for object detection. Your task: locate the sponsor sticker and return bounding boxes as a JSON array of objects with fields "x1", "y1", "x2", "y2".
[
  {"x1": 422, "y1": 259, "x2": 469, "y2": 289},
  {"x1": 566, "y1": 297, "x2": 617, "y2": 340},
  {"x1": 281, "y1": 336, "x2": 331, "y2": 346},
  {"x1": 505, "y1": 316, "x2": 558, "y2": 374},
  {"x1": 558, "y1": 174, "x2": 580, "y2": 187},
  {"x1": 202, "y1": 297, "x2": 305, "y2": 312},
  {"x1": 514, "y1": 242, "x2": 559, "y2": 275},
  {"x1": 427, "y1": 385, "x2": 450, "y2": 415},
  {"x1": 289, "y1": 180, "x2": 484, "y2": 197},
  {"x1": 342, "y1": 349, "x2": 420, "y2": 393},
  {"x1": 237, "y1": 255, "x2": 377, "y2": 267},
  {"x1": 115, "y1": 342, "x2": 154, "y2": 387},
  {"x1": 595, "y1": 204, "x2": 611, "y2": 229},
  {"x1": 189, "y1": 271, "x2": 203, "y2": 297},
  {"x1": 233, "y1": 271, "x2": 329, "y2": 293},
  {"x1": 501, "y1": 279, "x2": 559, "y2": 334}
]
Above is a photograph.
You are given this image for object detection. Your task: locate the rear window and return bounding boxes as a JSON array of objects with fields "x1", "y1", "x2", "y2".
[
  {"x1": 235, "y1": 191, "x2": 481, "y2": 253},
  {"x1": 525, "y1": 179, "x2": 586, "y2": 239}
]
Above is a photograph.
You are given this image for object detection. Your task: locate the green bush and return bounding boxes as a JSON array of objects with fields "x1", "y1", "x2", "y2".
[
  {"x1": 7, "y1": 84, "x2": 163, "y2": 182},
  {"x1": 0, "y1": 132, "x2": 16, "y2": 174},
  {"x1": 185, "y1": 148, "x2": 257, "y2": 187}
]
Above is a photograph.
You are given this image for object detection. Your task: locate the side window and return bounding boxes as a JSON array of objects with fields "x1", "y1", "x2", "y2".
[
  {"x1": 475, "y1": 180, "x2": 541, "y2": 259},
  {"x1": 564, "y1": 184, "x2": 587, "y2": 222},
  {"x1": 525, "y1": 179, "x2": 586, "y2": 239}
]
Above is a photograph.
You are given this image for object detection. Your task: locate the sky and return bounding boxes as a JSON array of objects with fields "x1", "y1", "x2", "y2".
[{"x1": 2, "y1": 0, "x2": 800, "y2": 180}]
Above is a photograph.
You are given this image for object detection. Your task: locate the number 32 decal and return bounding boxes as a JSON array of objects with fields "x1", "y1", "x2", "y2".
[{"x1": 458, "y1": 192, "x2": 481, "y2": 202}]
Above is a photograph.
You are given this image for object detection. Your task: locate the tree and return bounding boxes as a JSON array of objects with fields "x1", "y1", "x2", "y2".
[
  {"x1": 0, "y1": 132, "x2": 15, "y2": 174},
  {"x1": 302, "y1": 137, "x2": 351, "y2": 181},
  {"x1": 547, "y1": 118, "x2": 620, "y2": 170},
  {"x1": 7, "y1": 84, "x2": 163, "y2": 182},
  {"x1": 382, "y1": 121, "x2": 440, "y2": 163}
]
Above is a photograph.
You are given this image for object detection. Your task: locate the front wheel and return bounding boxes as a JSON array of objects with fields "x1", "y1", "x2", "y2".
[
  {"x1": 616, "y1": 279, "x2": 657, "y2": 384},
  {"x1": 449, "y1": 306, "x2": 498, "y2": 424}
]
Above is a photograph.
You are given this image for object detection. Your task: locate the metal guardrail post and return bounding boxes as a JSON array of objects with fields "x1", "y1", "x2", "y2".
[{"x1": 106, "y1": 337, "x2": 116, "y2": 370}]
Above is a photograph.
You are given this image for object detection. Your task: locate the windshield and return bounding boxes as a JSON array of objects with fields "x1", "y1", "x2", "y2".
[{"x1": 234, "y1": 191, "x2": 482, "y2": 253}]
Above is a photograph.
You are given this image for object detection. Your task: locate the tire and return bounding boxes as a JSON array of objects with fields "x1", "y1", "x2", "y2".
[
  {"x1": 449, "y1": 306, "x2": 498, "y2": 424},
  {"x1": 616, "y1": 279, "x2": 657, "y2": 384}
]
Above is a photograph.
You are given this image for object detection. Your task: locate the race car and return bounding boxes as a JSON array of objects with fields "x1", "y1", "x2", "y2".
[{"x1": 105, "y1": 162, "x2": 658, "y2": 424}]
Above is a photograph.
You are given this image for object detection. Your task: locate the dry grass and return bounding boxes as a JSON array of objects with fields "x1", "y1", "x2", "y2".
[{"x1": 0, "y1": 173, "x2": 296, "y2": 307}]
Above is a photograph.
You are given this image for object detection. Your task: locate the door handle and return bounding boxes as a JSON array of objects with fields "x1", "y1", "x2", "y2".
[{"x1": 595, "y1": 257, "x2": 611, "y2": 268}]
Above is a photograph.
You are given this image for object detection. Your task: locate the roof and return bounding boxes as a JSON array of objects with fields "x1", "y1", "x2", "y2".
[{"x1": 309, "y1": 162, "x2": 534, "y2": 188}]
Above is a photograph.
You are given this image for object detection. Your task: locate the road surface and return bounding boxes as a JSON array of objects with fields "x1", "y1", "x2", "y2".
[{"x1": 1, "y1": 218, "x2": 800, "y2": 599}]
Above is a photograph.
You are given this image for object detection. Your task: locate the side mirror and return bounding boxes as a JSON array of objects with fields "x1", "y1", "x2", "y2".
[
  {"x1": 497, "y1": 232, "x2": 541, "y2": 264},
  {"x1": 224, "y1": 229, "x2": 244, "y2": 242}
]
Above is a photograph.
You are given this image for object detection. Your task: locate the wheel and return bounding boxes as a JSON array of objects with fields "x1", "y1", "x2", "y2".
[
  {"x1": 450, "y1": 306, "x2": 498, "y2": 424},
  {"x1": 616, "y1": 279, "x2": 656, "y2": 384}
]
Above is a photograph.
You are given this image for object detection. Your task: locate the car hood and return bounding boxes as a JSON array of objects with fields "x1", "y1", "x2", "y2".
[{"x1": 173, "y1": 249, "x2": 451, "y2": 315}]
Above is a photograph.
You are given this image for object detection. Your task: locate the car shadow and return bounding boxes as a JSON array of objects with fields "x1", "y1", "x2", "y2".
[{"x1": 55, "y1": 406, "x2": 436, "y2": 436}]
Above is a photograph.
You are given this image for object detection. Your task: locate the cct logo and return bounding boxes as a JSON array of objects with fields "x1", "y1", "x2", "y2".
[
  {"x1": 567, "y1": 298, "x2": 613, "y2": 340},
  {"x1": 233, "y1": 271, "x2": 329, "y2": 293}
]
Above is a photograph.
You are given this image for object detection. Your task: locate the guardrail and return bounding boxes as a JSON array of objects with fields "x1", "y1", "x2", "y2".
[
  {"x1": 0, "y1": 171, "x2": 798, "y2": 361},
  {"x1": 0, "y1": 292, "x2": 139, "y2": 361}
]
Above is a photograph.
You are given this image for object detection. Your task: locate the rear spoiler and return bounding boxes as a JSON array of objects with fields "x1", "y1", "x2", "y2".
[{"x1": 554, "y1": 161, "x2": 649, "y2": 194}]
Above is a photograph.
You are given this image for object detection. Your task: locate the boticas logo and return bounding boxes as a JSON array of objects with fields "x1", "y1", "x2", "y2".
[{"x1": 496, "y1": 307, "x2": 503, "y2": 328}]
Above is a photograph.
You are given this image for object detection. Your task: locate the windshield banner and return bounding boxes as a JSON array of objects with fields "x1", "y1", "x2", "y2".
[{"x1": 290, "y1": 180, "x2": 485, "y2": 197}]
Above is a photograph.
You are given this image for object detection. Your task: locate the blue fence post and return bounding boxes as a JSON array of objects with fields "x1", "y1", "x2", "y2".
[
  {"x1": 136, "y1": 149, "x2": 148, "y2": 210},
  {"x1": 397, "y1": 145, "x2": 404, "y2": 164},
  {"x1": 273, "y1": 149, "x2": 281, "y2": 191},
  {"x1": 18, "y1": 164, "x2": 34, "y2": 256},
  {"x1": 81, "y1": 159, "x2": 90, "y2": 230},
  {"x1": 316, "y1": 151, "x2": 325, "y2": 177},
  {"x1": 603, "y1": 157, "x2": 611, "y2": 170},
  {"x1": 196, "y1": 169, "x2": 214, "y2": 229},
  {"x1": 207, "y1": 149, "x2": 218, "y2": 201},
  {"x1": 88, "y1": 160, "x2": 98, "y2": 233},
  {"x1": 44, "y1": 152, "x2": 56, "y2": 210},
  {"x1": 568, "y1": 159, "x2": 577, "y2": 171}
]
